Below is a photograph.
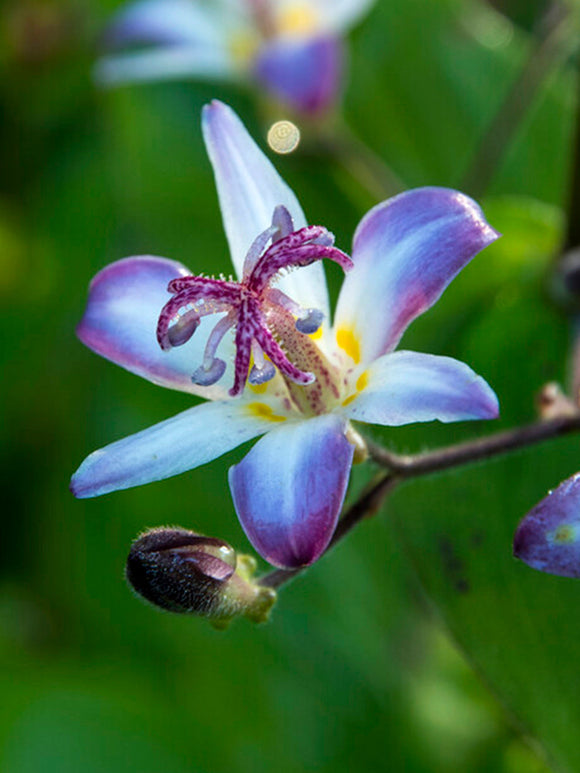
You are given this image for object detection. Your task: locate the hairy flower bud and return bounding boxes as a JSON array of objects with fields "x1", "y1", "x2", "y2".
[{"x1": 126, "y1": 527, "x2": 276, "y2": 626}]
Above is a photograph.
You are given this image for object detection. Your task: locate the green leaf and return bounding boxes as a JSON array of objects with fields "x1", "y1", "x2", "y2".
[{"x1": 376, "y1": 201, "x2": 580, "y2": 771}]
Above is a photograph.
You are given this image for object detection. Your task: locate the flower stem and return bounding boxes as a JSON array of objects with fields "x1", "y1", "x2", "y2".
[
  {"x1": 460, "y1": 1, "x2": 575, "y2": 198},
  {"x1": 258, "y1": 413, "x2": 580, "y2": 590}
]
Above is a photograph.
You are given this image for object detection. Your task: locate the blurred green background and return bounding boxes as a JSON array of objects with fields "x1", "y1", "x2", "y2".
[{"x1": 1, "y1": 0, "x2": 579, "y2": 771}]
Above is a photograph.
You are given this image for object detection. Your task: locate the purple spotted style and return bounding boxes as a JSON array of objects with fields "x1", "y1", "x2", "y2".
[{"x1": 157, "y1": 210, "x2": 352, "y2": 396}]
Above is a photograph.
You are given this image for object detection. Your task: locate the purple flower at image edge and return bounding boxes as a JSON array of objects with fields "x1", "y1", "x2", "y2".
[
  {"x1": 514, "y1": 473, "x2": 580, "y2": 578},
  {"x1": 71, "y1": 100, "x2": 500, "y2": 569},
  {"x1": 94, "y1": 0, "x2": 377, "y2": 114}
]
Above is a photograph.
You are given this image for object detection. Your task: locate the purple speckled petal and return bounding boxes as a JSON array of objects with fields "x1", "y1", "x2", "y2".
[
  {"x1": 229, "y1": 414, "x2": 354, "y2": 568},
  {"x1": 202, "y1": 100, "x2": 330, "y2": 317},
  {"x1": 514, "y1": 473, "x2": 580, "y2": 578},
  {"x1": 77, "y1": 256, "x2": 235, "y2": 400},
  {"x1": 253, "y1": 34, "x2": 343, "y2": 115},
  {"x1": 334, "y1": 188, "x2": 500, "y2": 366},
  {"x1": 342, "y1": 351, "x2": 499, "y2": 426},
  {"x1": 71, "y1": 398, "x2": 283, "y2": 498}
]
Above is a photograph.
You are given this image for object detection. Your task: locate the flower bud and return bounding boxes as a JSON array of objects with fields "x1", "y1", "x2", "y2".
[
  {"x1": 536, "y1": 382, "x2": 578, "y2": 420},
  {"x1": 126, "y1": 527, "x2": 276, "y2": 626}
]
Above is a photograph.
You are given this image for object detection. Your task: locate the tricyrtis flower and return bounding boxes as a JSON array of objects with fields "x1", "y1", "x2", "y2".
[
  {"x1": 514, "y1": 473, "x2": 580, "y2": 578},
  {"x1": 95, "y1": 0, "x2": 376, "y2": 113},
  {"x1": 71, "y1": 100, "x2": 500, "y2": 569}
]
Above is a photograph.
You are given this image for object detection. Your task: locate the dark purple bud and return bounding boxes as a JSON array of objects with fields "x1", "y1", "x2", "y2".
[
  {"x1": 514, "y1": 473, "x2": 580, "y2": 578},
  {"x1": 126, "y1": 527, "x2": 276, "y2": 624}
]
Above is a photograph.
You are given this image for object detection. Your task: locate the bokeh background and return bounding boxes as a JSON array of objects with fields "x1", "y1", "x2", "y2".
[{"x1": 1, "y1": 0, "x2": 579, "y2": 771}]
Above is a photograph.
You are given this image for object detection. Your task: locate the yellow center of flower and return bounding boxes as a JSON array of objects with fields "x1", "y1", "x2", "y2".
[
  {"x1": 276, "y1": 3, "x2": 319, "y2": 37},
  {"x1": 336, "y1": 327, "x2": 361, "y2": 364},
  {"x1": 341, "y1": 369, "x2": 370, "y2": 408},
  {"x1": 246, "y1": 402, "x2": 288, "y2": 422}
]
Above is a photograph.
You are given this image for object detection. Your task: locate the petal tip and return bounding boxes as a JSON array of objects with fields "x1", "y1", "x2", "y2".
[
  {"x1": 513, "y1": 473, "x2": 580, "y2": 578},
  {"x1": 69, "y1": 472, "x2": 90, "y2": 499},
  {"x1": 480, "y1": 388, "x2": 500, "y2": 420},
  {"x1": 229, "y1": 417, "x2": 353, "y2": 569}
]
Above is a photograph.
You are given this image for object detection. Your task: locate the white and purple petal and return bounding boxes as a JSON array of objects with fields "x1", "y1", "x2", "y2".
[
  {"x1": 77, "y1": 256, "x2": 235, "y2": 400},
  {"x1": 229, "y1": 414, "x2": 354, "y2": 568},
  {"x1": 71, "y1": 397, "x2": 285, "y2": 498},
  {"x1": 514, "y1": 473, "x2": 580, "y2": 578},
  {"x1": 253, "y1": 34, "x2": 343, "y2": 114},
  {"x1": 342, "y1": 351, "x2": 499, "y2": 426},
  {"x1": 102, "y1": 0, "x2": 226, "y2": 47},
  {"x1": 333, "y1": 188, "x2": 500, "y2": 366},
  {"x1": 95, "y1": 46, "x2": 236, "y2": 86},
  {"x1": 202, "y1": 100, "x2": 331, "y2": 317}
]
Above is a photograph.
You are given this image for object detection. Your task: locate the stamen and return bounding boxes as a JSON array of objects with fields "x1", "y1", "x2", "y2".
[
  {"x1": 157, "y1": 207, "x2": 352, "y2": 399},
  {"x1": 249, "y1": 342, "x2": 276, "y2": 385},
  {"x1": 295, "y1": 308, "x2": 323, "y2": 335},
  {"x1": 200, "y1": 313, "x2": 236, "y2": 368},
  {"x1": 191, "y1": 312, "x2": 236, "y2": 387},
  {"x1": 249, "y1": 362, "x2": 276, "y2": 384},
  {"x1": 192, "y1": 358, "x2": 226, "y2": 386},
  {"x1": 271, "y1": 205, "x2": 294, "y2": 242},
  {"x1": 166, "y1": 307, "x2": 200, "y2": 347},
  {"x1": 266, "y1": 288, "x2": 324, "y2": 335},
  {"x1": 249, "y1": 226, "x2": 353, "y2": 292},
  {"x1": 242, "y1": 224, "x2": 278, "y2": 279}
]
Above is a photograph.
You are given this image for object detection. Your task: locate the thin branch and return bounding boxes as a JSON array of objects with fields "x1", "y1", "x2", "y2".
[
  {"x1": 367, "y1": 414, "x2": 580, "y2": 476},
  {"x1": 461, "y1": 1, "x2": 574, "y2": 198}
]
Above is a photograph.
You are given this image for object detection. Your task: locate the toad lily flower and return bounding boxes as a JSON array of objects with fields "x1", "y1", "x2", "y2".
[
  {"x1": 95, "y1": 0, "x2": 376, "y2": 113},
  {"x1": 514, "y1": 473, "x2": 580, "y2": 578},
  {"x1": 71, "y1": 100, "x2": 500, "y2": 569}
]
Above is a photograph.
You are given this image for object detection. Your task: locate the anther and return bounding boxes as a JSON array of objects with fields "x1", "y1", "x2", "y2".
[
  {"x1": 192, "y1": 358, "x2": 227, "y2": 386},
  {"x1": 249, "y1": 361, "x2": 276, "y2": 384},
  {"x1": 296, "y1": 308, "x2": 323, "y2": 335},
  {"x1": 167, "y1": 309, "x2": 200, "y2": 347}
]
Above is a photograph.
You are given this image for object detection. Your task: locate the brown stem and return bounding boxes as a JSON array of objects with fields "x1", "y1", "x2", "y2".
[{"x1": 366, "y1": 414, "x2": 580, "y2": 476}]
